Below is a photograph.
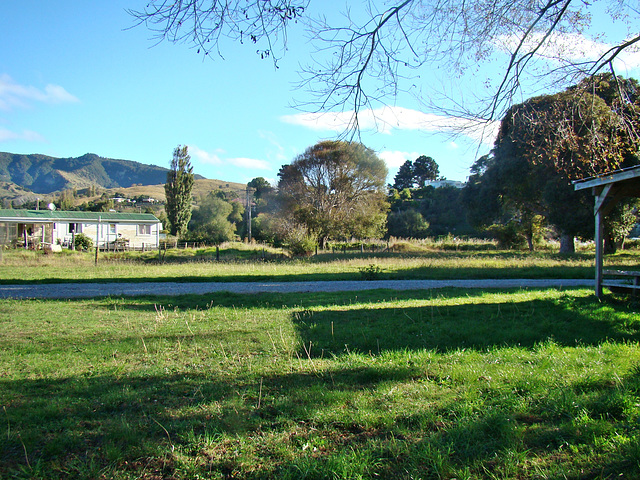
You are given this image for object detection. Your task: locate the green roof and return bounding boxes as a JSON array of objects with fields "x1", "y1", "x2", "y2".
[{"x1": 0, "y1": 209, "x2": 160, "y2": 223}]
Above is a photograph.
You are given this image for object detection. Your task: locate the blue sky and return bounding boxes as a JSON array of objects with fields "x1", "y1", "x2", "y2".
[{"x1": 1, "y1": 1, "x2": 639, "y2": 186}]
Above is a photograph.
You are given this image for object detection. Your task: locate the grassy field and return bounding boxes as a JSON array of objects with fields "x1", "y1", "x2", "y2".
[
  {"x1": 1, "y1": 286, "x2": 640, "y2": 479},
  {"x1": 1, "y1": 244, "x2": 640, "y2": 284}
]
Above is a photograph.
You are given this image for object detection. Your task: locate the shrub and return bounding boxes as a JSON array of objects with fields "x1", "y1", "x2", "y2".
[
  {"x1": 74, "y1": 233, "x2": 93, "y2": 251},
  {"x1": 359, "y1": 264, "x2": 383, "y2": 280},
  {"x1": 287, "y1": 234, "x2": 317, "y2": 256}
]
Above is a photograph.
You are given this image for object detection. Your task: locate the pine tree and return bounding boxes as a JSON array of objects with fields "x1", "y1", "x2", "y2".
[
  {"x1": 164, "y1": 145, "x2": 194, "y2": 236},
  {"x1": 393, "y1": 160, "x2": 414, "y2": 190}
]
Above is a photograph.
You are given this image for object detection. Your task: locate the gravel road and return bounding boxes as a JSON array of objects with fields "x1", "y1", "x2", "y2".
[{"x1": 0, "y1": 278, "x2": 594, "y2": 299}]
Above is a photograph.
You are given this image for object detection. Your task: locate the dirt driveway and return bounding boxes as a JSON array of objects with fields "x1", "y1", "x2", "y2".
[{"x1": 0, "y1": 278, "x2": 593, "y2": 299}]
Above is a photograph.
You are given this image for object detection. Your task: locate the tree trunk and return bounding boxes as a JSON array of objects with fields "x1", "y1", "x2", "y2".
[
  {"x1": 525, "y1": 232, "x2": 534, "y2": 252},
  {"x1": 603, "y1": 232, "x2": 617, "y2": 254},
  {"x1": 559, "y1": 233, "x2": 575, "y2": 254}
]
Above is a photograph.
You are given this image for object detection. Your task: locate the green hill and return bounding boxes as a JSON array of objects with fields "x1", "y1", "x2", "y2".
[{"x1": 0, "y1": 152, "x2": 205, "y2": 194}]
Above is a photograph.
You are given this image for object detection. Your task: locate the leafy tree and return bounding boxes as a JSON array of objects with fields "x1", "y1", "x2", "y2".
[
  {"x1": 464, "y1": 75, "x2": 640, "y2": 253},
  {"x1": 164, "y1": 145, "x2": 194, "y2": 237},
  {"x1": 393, "y1": 156, "x2": 440, "y2": 190},
  {"x1": 390, "y1": 184, "x2": 473, "y2": 238},
  {"x1": 247, "y1": 177, "x2": 273, "y2": 197},
  {"x1": 413, "y1": 156, "x2": 439, "y2": 187},
  {"x1": 418, "y1": 185, "x2": 472, "y2": 236},
  {"x1": 392, "y1": 160, "x2": 414, "y2": 190},
  {"x1": 129, "y1": 1, "x2": 638, "y2": 128},
  {"x1": 187, "y1": 192, "x2": 236, "y2": 244},
  {"x1": 277, "y1": 140, "x2": 388, "y2": 248},
  {"x1": 387, "y1": 209, "x2": 429, "y2": 238},
  {"x1": 57, "y1": 189, "x2": 76, "y2": 211}
]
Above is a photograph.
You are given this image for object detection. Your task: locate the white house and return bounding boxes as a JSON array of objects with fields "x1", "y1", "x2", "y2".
[{"x1": 0, "y1": 209, "x2": 162, "y2": 250}]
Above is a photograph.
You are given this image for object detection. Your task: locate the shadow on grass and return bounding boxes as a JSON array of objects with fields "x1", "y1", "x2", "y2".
[
  {"x1": 291, "y1": 292, "x2": 640, "y2": 356},
  {"x1": 2, "y1": 289, "x2": 640, "y2": 478},
  {"x1": 59, "y1": 287, "x2": 640, "y2": 354},
  {"x1": 2, "y1": 361, "x2": 639, "y2": 478}
]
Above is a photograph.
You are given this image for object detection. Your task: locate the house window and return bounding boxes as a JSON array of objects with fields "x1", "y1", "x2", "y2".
[
  {"x1": 139, "y1": 224, "x2": 152, "y2": 235},
  {"x1": 109, "y1": 223, "x2": 116, "y2": 235}
]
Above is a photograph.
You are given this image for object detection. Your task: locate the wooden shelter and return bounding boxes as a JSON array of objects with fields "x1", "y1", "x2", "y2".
[{"x1": 574, "y1": 165, "x2": 640, "y2": 297}]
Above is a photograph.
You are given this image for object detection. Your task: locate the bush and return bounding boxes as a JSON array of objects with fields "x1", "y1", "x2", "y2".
[
  {"x1": 74, "y1": 233, "x2": 93, "y2": 251},
  {"x1": 359, "y1": 264, "x2": 383, "y2": 280},
  {"x1": 287, "y1": 234, "x2": 317, "y2": 256},
  {"x1": 486, "y1": 222, "x2": 526, "y2": 249}
]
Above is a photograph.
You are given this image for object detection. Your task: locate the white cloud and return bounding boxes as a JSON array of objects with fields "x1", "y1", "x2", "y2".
[
  {"x1": 378, "y1": 150, "x2": 418, "y2": 169},
  {"x1": 0, "y1": 74, "x2": 79, "y2": 111},
  {"x1": 229, "y1": 157, "x2": 270, "y2": 170},
  {"x1": 0, "y1": 128, "x2": 45, "y2": 143},
  {"x1": 281, "y1": 106, "x2": 499, "y2": 145},
  {"x1": 188, "y1": 145, "x2": 224, "y2": 165},
  {"x1": 496, "y1": 32, "x2": 640, "y2": 73},
  {"x1": 188, "y1": 145, "x2": 270, "y2": 171}
]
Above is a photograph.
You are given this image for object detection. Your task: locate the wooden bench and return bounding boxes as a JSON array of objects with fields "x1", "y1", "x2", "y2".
[{"x1": 602, "y1": 270, "x2": 640, "y2": 294}]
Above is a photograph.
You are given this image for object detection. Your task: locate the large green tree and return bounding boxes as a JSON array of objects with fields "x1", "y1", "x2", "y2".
[
  {"x1": 464, "y1": 75, "x2": 640, "y2": 253},
  {"x1": 165, "y1": 145, "x2": 194, "y2": 236},
  {"x1": 413, "y1": 156, "x2": 440, "y2": 187},
  {"x1": 277, "y1": 140, "x2": 389, "y2": 248},
  {"x1": 392, "y1": 160, "x2": 414, "y2": 190},
  {"x1": 392, "y1": 156, "x2": 440, "y2": 190},
  {"x1": 187, "y1": 192, "x2": 238, "y2": 244}
]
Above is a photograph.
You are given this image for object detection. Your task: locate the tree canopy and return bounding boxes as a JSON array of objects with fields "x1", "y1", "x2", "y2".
[
  {"x1": 277, "y1": 140, "x2": 388, "y2": 248},
  {"x1": 187, "y1": 192, "x2": 239, "y2": 244},
  {"x1": 464, "y1": 74, "x2": 640, "y2": 252},
  {"x1": 393, "y1": 156, "x2": 440, "y2": 190}
]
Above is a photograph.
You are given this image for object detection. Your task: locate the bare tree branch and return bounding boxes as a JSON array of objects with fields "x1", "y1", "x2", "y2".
[{"x1": 128, "y1": 0, "x2": 640, "y2": 139}]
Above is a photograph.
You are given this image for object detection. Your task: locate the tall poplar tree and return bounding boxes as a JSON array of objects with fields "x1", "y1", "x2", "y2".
[{"x1": 165, "y1": 145, "x2": 194, "y2": 236}]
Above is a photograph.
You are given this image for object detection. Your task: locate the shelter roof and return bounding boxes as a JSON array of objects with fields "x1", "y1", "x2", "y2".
[
  {"x1": 573, "y1": 165, "x2": 640, "y2": 196},
  {"x1": 0, "y1": 209, "x2": 160, "y2": 223}
]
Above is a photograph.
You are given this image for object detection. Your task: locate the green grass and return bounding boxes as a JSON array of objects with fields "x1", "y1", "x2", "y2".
[
  {"x1": 1, "y1": 288, "x2": 640, "y2": 479},
  {"x1": 2, "y1": 245, "x2": 640, "y2": 284}
]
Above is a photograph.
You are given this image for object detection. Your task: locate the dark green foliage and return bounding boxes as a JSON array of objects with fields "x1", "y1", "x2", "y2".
[
  {"x1": 187, "y1": 192, "x2": 238, "y2": 244},
  {"x1": 164, "y1": 145, "x2": 194, "y2": 237},
  {"x1": 464, "y1": 74, "x2": 640, "y2": 252},
  {"x1": 73, "y1": 233, "x2": 93, "y2": 251},
  {"x1": 388, "y1": 185, "x2": 474, "y2": 238},
  {"x1": 392, "y1": 160, "x2": 414, "y2": 189},
  {"x1": 392, "y1": 156, "x2": 440, "y2": 189},
  {"x1": 413, "y1": 155, "x2": 440, "y2": 187},
  {"x1": 387, "y1": 208, "x2": 430, "y2": 238}
]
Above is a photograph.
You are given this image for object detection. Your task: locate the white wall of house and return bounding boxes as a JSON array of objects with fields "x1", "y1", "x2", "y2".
[{"x1": 52, "y1": 221, "x2": 161, "y2": 249}]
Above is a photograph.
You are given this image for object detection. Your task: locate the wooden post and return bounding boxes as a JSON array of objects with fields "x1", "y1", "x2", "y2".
[
  {"x1": 592, "y1": 185, "x2": 611, "y2": 299},
  {"x1": 595, "y1": 207, "x2": 604, "y2": 298},
  {"x1": 95, "y1": 217, "x2": 100, "y2": 266}
]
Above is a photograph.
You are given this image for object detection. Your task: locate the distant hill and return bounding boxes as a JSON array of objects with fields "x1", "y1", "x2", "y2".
[
  {"x1": 0, "y1": 152, "x2": 205, "y2": 194},
  {"x1": 102, "y1": 178, "x2": 248, "y2": 204}
]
